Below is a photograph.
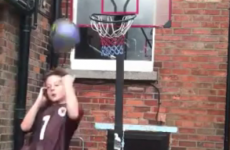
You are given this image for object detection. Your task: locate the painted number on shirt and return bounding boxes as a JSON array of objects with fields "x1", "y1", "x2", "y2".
[{"x1": 39, "y1": 115, "x2": 51, "y2": 140}]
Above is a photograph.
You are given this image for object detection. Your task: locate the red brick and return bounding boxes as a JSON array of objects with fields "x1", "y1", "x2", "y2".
[
  {"x1": 200, "y1": 36, "x2": 219, "y2": 42},
  {"x1": 100, "y1": 92, "x2": 114, "y2": 98},
  {"x1": 125, "y1": 100, "x2": 144, "y2": 106},
  {"x1": 172, "y1": 134, "x2": 188, "y2": 140},
  {"x1": 208, "y1": 70, "x2": 226, "y2": 77},
  {"x1": 171, "y1": 140, "x2": 179, "y2": 146},
  {"x1": 143, "y1": 113, "x2": 156, "y2": 119},
  {"x1": 208, "y1": 96, "x2": 225, "y2": 103},
  {"x1": 172, "y1": 22, "x2": 182, "y2": 27},
  {"x1": 180, "y1": 76, "x2": 197, "y2": 82},
  {"x1": 196, "y1": 116, "x2": 216, "y2": 122},
  {"x1": 202, "y1": 22, "x2": 219, "y2": 28},
  {"x1": 179, "y1": 128, "x2": 196, "y2": 134},
  {"x1": 174, "y1": 29, "x2": 191, "y2": 34},
  {"x1": 169, "y1": 108, "x2": 190, "y2": 114},
  {"x1": 217, "y1": 103, "x2": 225, "y2": 110},
  {"x1": 215, "y1": 43, "x2": 228, "y2": 49},
  {"x1": 161, "y1": 87, "x2": 180, "y2": 93},
  {"x1": 219, "y1": 51, "x2": 227, "y2": 56},
  {"x1": 138, "y1": 119, "x2": 148, "y2": 124},
  {"x1": 124, "y1": 106, "x2": 134, "y2": 112},
  {"x1": 163, "y1": 81, "x2": 183, "y2": 88},
  {"x1": 188, "y1": 135, "x2": 206, "y2": 141},
  {"x1": 78, "y1": 97, "x2": 91, "y2": 103},
  {"x1": 207, "y1": 110, "x2": 225, "y2": 116},
  {"x1": 100, "y1": 104, "x2": 114, "y2": 110},
  {"x1": 172, "y1": 9, "x2": 184, "y2": 14},
  {"x1": 192, "y1": 16, "x2": 212, "y2": 21},
  {"x1": 156, "y1": 35, "x2": 182, "y2": 41},
  {"x1": 127, "y1": 86, "x2": 145, "y2": 92},
  {"x1": 213, "y1": 84, "x2": 226, "y2": 89},
  {"x1": 191, "y1": 69, "x2": 209, "y2": 76},
  {"x1": 216, "y1": 143, "x2": 224, "y2": 149},
  {"x1": 211, "y1": 29, "x2": 228, "y2": 35},
  {"x1": 215, "y1": 116, "x2": 225, "y2": 123},
  {"x1": 191, "y1": 56, "x2": 209, "y2": 62},
  {"x1": 212, "y1": 16, "x2": 228, "y2": 22},
  {"x1": 181, "y1": 101, "x2": 216, "y2": 109},
  {"x1": 204, "y1": 10, "x2": 220, "y2": 15},
  {"x1": 197, "y1": 142, "x2": 215, "y2": 148},
  {"x1": 218, "y1": 90, "x2": 226, "y2": 96},
  {"x1": 92, "y1": 85, "x2": 111, "y2": 91},
  {"x1": 172, "y1": 69, "x2": 190, "y2": 75},
  {"x1": 182, "y1": 22, "x2": 201, "y2": 28},
  {"x1": 206, "y1": 135, "x2": 223, "y2": 142},
  {"x1": 199, "y1": 89, "x2": 216, "y2": 96},
  {"x1": 192, "y1": 29, "x2": 211, "y2": 34},
  {"x1": 200, "y1": 64, "x2": 218, "y2": 70},
  {"x1": 172, "y1": 56, "x2": 190, "y2": 62},
  {"x1": 90, "y1": 136, "x2": 106, "y2": 142},
  {"x1": 162, "y1": 101, "x2": 181, "y2": 107},
  {"x1": 85, "y1": 142, "x2": 98, "y2": 148},
  {"x1": 155, "y1": 55, "x2": 172, "y2": 61},
  {"x1": 182, "y1": 63, "x2": 198, "y2": 69},
  {"x1": 124, "y1": 118, "x2": 138, "y2": 124},
  {"x1": 133, "y1": 106, "x2": 151, "y2": 112},
  {"x1": 179, "y1": 141, "x2": 196, "y2": 147},
  {"x1": 125, "y1": 112, "x2": 143, "y2": 118},
  {"x1": 182, "y1": 36, "x2": 199, "y2": 41},
  {"x1": 160, "y1": 69, "x2": 172, "y2": 74},
  {"x1": 174, "y1": 15, "x2": 193, "y2": 21},
  {"x1": 123, "y1": 93, "x2": 135, "y2": 98}
]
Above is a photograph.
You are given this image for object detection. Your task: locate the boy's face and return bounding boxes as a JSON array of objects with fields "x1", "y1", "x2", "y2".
[{"x1": 45, "y1": 75, "x2": 66, "y2": 103}]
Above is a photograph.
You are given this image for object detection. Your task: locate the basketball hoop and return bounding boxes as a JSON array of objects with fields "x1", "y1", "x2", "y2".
[{"x1": 90, "y1": 13, "x2": 136, "y2": 57}]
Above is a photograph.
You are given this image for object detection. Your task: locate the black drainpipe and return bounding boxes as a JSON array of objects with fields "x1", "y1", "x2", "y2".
[
  {"x1": 224, "y1": 9, "x2": 230, "y2": 150},
  {"x1": 13, "y1": 14, "x2": 32, "y2": 150}
]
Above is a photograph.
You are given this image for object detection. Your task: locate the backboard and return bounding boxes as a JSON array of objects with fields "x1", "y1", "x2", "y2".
[
  {"x1": 71, "y1": 0, "x2": 172, "y2": 70},
  {"x1": 72, "y1": 0, "x2": 172, "y2": 28}
]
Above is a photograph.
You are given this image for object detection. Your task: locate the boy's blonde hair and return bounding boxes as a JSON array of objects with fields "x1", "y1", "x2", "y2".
[{"x1": 43, "y1": 68, "x2": 68, "y2": 82}]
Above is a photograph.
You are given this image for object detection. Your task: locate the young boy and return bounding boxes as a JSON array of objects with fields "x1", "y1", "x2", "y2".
[{"x1": 21, "y1": 68, "x2": 83, "y2": 150}]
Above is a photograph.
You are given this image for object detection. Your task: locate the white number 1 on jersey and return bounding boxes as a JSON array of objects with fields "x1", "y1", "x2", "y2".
[{"x1": 39, "y1": 115, "x2": 51, "y2": 140}]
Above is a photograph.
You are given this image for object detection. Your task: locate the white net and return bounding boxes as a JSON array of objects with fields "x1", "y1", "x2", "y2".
[
  {"x1": 90, "y1": 15, "x2": 135, "y2": 38},
  {"x1": 90, "y1": 14, "x2": 136, "y2": 56}
]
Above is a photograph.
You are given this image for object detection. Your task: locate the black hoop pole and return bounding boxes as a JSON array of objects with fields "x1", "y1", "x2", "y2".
[
  {"x1": 113, "y1": 15, "x2": 125, "y2": 150},
  {"x1": 114, "y1": 53, "x2": 124, "y2": 150}
]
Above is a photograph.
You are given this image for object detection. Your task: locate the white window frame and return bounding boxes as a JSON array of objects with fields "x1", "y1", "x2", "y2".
[{"x1": 70, "y1": 0, "x2": 155, "y2": 72}]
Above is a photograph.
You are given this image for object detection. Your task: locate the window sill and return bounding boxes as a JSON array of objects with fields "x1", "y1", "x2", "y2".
[{"x1": 66, "y1": 69, "x2": 157, "y2": 81}]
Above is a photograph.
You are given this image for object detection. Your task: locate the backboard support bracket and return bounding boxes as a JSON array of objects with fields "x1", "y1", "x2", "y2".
[{"x1": 163, "y1": 20, "x2": 171, "y2": 28}]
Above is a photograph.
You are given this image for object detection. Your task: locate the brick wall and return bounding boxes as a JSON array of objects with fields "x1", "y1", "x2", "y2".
[
  {"x1": 0, "y1": 2, "x2": 49, "y2": 150},
  {"x1": 0, "y1": 0, "x2": 228, "y2": 150},
  {"x1": 159, "y1": 1, "x2": 228, "y2": 149},
  {"x1": 68, "y1": 0, "x2": 229, "y2": 150}
]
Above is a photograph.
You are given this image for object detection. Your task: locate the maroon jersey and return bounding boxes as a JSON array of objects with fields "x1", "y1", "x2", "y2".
[{"x1": 22, "y1": 104, "x2": 83, "y2": 150}]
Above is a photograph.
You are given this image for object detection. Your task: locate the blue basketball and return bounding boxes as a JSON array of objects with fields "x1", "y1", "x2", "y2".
[{"x1": 50, "y1": 18, "x2": 80, "y2": 53}]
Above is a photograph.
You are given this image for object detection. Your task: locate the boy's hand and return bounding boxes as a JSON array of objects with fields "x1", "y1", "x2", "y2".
[
  {"x1": 62, "y1": 75, "x2": 74, "y2": 85},
  {"x1": 35, "y1": 87, "x2": 47, "y2": 107}
]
